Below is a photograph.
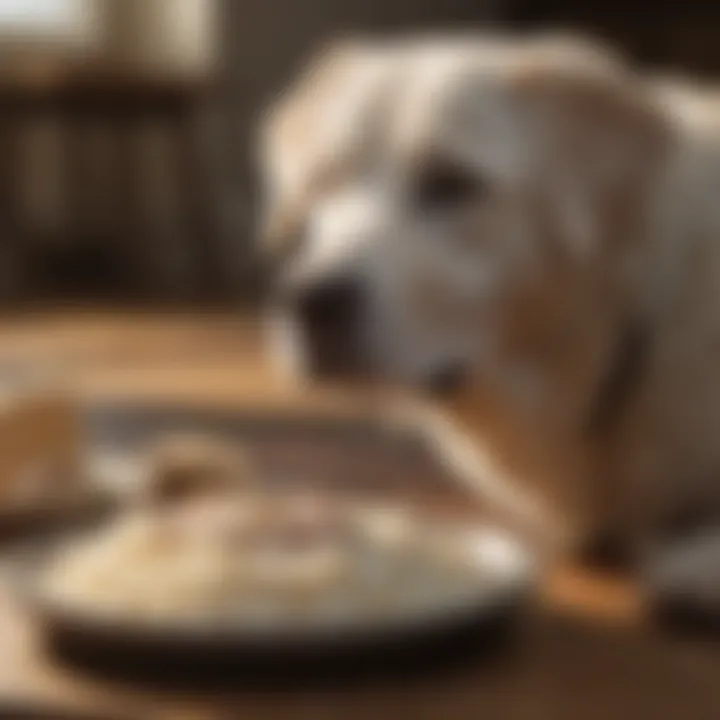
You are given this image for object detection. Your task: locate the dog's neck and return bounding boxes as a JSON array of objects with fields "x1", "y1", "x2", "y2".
[
  {"x1": 582, "y1": 314, "x2": 653, "y2": 440},
  {"x1": 580, "y1": 119, "x2": 697, "y2": 444}
]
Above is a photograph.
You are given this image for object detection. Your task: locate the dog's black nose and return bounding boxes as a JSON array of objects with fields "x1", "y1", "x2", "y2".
[
  {"x1": 297, "y1": 276, "x2": 364, "y2": 329},
  {"x1": 290, "y1": 276, "x2": 367, "y2": 377}
]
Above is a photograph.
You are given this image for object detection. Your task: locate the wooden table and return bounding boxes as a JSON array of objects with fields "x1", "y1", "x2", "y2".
[{"x1": 0, "y1": 311, "x2": 718, "y2": 720}]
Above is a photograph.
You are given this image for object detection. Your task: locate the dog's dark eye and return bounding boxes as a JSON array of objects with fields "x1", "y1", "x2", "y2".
[{"x1": 414, "y1": 160, "x2": 484, "y2": 212}]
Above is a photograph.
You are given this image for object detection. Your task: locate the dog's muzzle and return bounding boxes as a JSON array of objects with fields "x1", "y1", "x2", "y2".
[{"x1": 279, "y1": 274, "x2": 368, "y2": 379}]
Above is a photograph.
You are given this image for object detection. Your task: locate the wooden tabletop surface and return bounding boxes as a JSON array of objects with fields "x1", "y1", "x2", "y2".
[{"x1": 0, "y1": 310, "x2": 717, "y2": 720}]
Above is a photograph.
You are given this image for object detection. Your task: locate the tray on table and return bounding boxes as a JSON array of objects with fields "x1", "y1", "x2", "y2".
[{"x1": 5, "y1": 401, "x2": 533, "y2": 687}]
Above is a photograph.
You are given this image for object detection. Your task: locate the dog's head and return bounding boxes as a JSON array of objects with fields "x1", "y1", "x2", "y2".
[{"x1": 259, "y1": 35, "x2": 671, "y2": 401}]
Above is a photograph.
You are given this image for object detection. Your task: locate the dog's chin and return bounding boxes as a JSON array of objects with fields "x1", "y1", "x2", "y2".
[
  {"x1": 419, "y1": 364, "x2": 470, "y2": 399},
  {"x1": 303, "y1": 362, "x2": 470, "y2": 404}
]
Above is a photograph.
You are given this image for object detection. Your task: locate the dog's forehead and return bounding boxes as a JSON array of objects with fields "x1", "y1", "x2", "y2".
[
  {"x1": 317, "y1": 44, "x2": 541, "y2": 182},
  {"x1": 264, "y1": 36, "x2": 622, "y2": 200},
  {"x1": 385, "y1": 49, "x2": 530, "y2": 177},
  {"x1": 281, "y1": 46, "x2": 530, "y2": 190}
]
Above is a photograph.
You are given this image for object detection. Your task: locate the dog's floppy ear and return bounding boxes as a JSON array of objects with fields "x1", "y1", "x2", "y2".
[
  {"x1": 258, "y1": 38, "x2": 362, "y2": 192},
  {"x1": 510, "y1": 45, "x2": 673, "y2": 258},
  {"x1": 257, "y1": 39, "x2": 362, "y2": 265}
]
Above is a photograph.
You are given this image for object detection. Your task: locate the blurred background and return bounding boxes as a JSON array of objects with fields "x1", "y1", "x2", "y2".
[
  {"x1": 0, "y1": 1, "x2": 716, "y2": 308},
  {"x1": 0, "y1": 4, "x2": 719, "y2": 718}
]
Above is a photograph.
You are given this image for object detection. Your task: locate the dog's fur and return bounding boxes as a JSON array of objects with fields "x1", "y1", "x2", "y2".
[{"x1": 259, "y1": 34, "x2": 720, "y2": 582}]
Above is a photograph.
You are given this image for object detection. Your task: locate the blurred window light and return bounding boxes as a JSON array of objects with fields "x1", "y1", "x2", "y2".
[
  {"x1": 0, "y1": 0, "x2": 76, "y2": 27},
  {"x1": 0, "y1": 0, "x2": 95, "y2": 44}
]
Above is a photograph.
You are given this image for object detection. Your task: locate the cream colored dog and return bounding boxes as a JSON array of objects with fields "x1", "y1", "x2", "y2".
[{"x1": 259, "y1": 34, "x2": 720, "y2": 600}]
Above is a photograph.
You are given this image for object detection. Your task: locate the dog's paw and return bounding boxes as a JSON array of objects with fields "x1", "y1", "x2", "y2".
[{"x1": 644, "y1": 529, "x2": 720, "y2": 632}]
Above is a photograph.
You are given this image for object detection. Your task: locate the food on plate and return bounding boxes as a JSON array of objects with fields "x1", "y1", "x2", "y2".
[
  {"x1": 143, "y1": 434, "x2": 253, "y2": 504},
  {"x1": 41, "y1": 493, "x2": 517, "y2": 630}
]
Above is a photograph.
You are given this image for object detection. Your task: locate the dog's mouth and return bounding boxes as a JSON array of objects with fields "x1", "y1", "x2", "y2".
[
  {"x1": 289, "y1": 334, "x2": 470, "y2": 401},
  {"x1": 269, "y1": 320, "x2": 470, "y2": 399},
  {"x1": 420, "y1": 363, "x2": 470, "y2": 398},
  {"x1": 266, "y1": 293, "x2": 470, "y2": 400}
]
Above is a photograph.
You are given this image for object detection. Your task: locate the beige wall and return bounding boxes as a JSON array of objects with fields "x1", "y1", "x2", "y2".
[
  {"x1": 103, "y1": 0, "x2": 217, "y2": 76},
  {"x1": 0, "y1": 1, "x2": 216, "y2": 76}
]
